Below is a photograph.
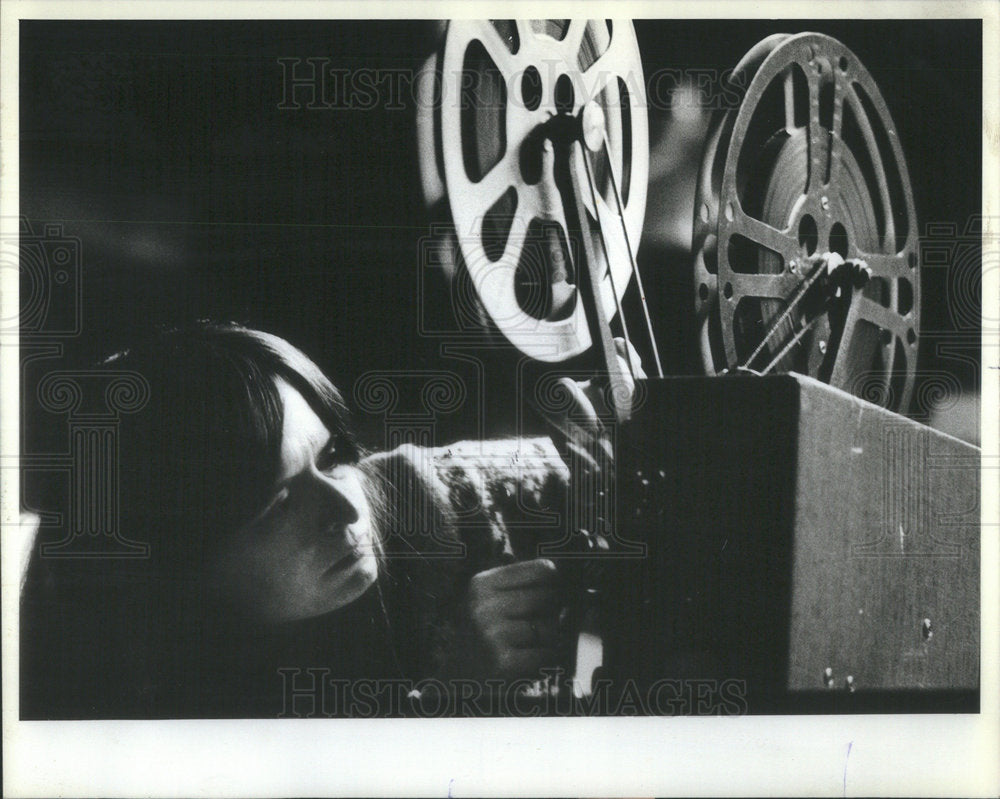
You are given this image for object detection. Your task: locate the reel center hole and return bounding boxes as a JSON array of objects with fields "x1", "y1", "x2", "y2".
[
  {"x1": 521, "y1": 66, "x2": 543, "y2": 111},
  {"x1": 554, "y1": 73, "x2": 575, "y2": 113},
  {"x1": 829, "y1": 221, "x2": 849, "y2": 258},
  {"x1": 798, "y1": 214, "x2": 819, "y2": 256}
]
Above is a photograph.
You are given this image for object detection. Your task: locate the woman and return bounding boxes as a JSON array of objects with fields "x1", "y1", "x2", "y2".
[{"x1": 21, "y1": 322, "x2": 618, "y2": 717}]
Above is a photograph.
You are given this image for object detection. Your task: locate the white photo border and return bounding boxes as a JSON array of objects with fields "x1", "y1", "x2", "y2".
[{"x1": 2, "y1": 1, "x2": 998, "y2": 796}]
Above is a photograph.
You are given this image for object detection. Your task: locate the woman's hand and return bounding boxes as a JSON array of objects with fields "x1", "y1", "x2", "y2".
[
  {"x1": 463, "y1": 558, "x2": 567, "y2": 679},
  {"x1": 558, "y1": 337, "x2": 645, "y2": 430},
  {"x1": 552, "y1": 337, "x2": 646, "y2": 473}
]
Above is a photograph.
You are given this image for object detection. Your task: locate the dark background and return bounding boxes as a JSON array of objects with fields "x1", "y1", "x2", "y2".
[{"x1": 19, "y1": 19, "x2": 982, "y2": 470}]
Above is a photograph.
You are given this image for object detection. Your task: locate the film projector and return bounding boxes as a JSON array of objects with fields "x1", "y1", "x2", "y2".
[{"x1": 416, "y1": 21, "x2": 979, "y2": 712}]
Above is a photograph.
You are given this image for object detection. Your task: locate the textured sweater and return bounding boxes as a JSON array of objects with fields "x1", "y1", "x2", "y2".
[{"x1": 362, "y1": 437, "x2": 572, "y2": 680}]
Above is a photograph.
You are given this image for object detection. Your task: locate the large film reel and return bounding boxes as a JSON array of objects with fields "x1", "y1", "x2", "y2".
[
  {"x1": 417, "y1": 20, "x2": 649, "y2": 362},
  {"x1": 693, "y1": 33, "x2": 920, "y2": 412}
]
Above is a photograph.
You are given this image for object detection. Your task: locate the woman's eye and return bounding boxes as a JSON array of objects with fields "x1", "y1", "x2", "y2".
[
  {"x1": 317, "y1": 437, "x2": 352, "y2": 471},
  {"x1": 316, "y1": 446, "x2": 338, "y2": 472}
]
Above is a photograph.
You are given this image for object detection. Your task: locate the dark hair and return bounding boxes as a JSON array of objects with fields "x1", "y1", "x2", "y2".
[
  {"x1": 22, "y1": 322, "x2": 386, "y2": 717},
  {"x1": 107, "y1": 321, "x2": 362, "y2": 575}
]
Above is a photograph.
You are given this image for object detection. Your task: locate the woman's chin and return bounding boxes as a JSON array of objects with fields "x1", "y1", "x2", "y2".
[{"x1": 324, "y1": 552, "x2": 379, "y2": 611}]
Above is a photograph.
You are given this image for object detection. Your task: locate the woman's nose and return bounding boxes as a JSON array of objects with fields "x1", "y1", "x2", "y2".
[{"x1": 310, "y1": 467, "x2": 362, "y2": 525}]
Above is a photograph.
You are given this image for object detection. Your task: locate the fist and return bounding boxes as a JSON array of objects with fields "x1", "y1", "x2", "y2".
[
  {"x1": 553, "y1": 337, "x2": 645, "y2": 474},
  {"x1": 556, "y1": 337, "x2": 646, "y2": 433},
  {"x1": 464, "y1": 558, "x2": 567, "y2": 679}
]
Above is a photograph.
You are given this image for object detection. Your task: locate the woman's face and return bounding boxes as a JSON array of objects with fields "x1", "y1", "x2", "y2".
[{"x1": 212, "y1": 379, "x2": 378, "y2": 623}]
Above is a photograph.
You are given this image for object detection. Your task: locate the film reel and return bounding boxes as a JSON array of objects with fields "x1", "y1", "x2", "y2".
[
  {"x1": 693, "y1": 33, "x2": 920, "y2": 412},
  {"x1": 417, "y1": 20, "x2": 649, "y2": 362}
]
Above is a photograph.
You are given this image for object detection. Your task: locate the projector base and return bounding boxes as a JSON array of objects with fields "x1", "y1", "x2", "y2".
[{"x1": 598, "y1": 374, "x2": 979, "y2": 712}]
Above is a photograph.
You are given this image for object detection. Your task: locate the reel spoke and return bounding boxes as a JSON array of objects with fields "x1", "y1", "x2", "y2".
[
  {"x1": 825, "y1": 68, "x2": 848, "y2": 187},
  {"x1": 729, "y1": 270, "x2": 805, "y2": 301},
  {"x1": 577, "y1": 23, "x2": 635, "y2": 110},
  {"x1": 827, "y1": 301, "x2": 867, "y2": 389},
  {"x1": 729, "y1": 208, "x2": 800, "y2": 262},
  {"x1": 783, "y1": 68, "x2": 796, "y2": 132},
  {"x1": 852, "y1": 294, "x2": 912, "y2": 339},
  {"x1": 805, "y1": 62, "x2": 824, "y2": 194},
  {"x1": 514, "y1": 19, "x2": 534, "y2": 48},
  {"x1": 806, "y1": 63, "x2": 829, "y2": 194},
  {"x1": 842, "y1": 80, "x2": 897, "y2": 247},
  {"x1": 560, "y1": 18, "x2": 589, "y2": 61},
  {"x1": 805, "y1": 60, "x2": 847, "y2": 193},
  {"x1": 857, "y1": 251, "x2": 913, "y2": 279},
  {"x1": 472, "y1": 154, "x2": 517, "y2": 216},
  {"x1": 477, "y1": 19, "x2": 518, "y2": 78}
]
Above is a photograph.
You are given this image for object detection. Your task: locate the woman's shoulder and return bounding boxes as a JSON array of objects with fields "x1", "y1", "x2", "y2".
[
  {"x1": 363, "y1": 437, "x2": 567, "y2": 489},
  {"x1": 362, "y1": 439, "x2": 572, "y2": 680},
  {"x1": 362, "y1": 437, "x2": 569, "y2": 565}
]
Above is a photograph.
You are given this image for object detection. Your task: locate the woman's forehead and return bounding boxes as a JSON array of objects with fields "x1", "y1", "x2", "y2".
[{"x1": 275, "y1": 378, "x2": 330, "y2": 481}]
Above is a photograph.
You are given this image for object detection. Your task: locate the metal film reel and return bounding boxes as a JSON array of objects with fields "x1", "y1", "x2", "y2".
[
  {"x1": 417, "y1": 20, "x2": 649, "y2": 362},
  {"x1": 693, "y1": 33, "x2": 920, "y2": 412}
]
